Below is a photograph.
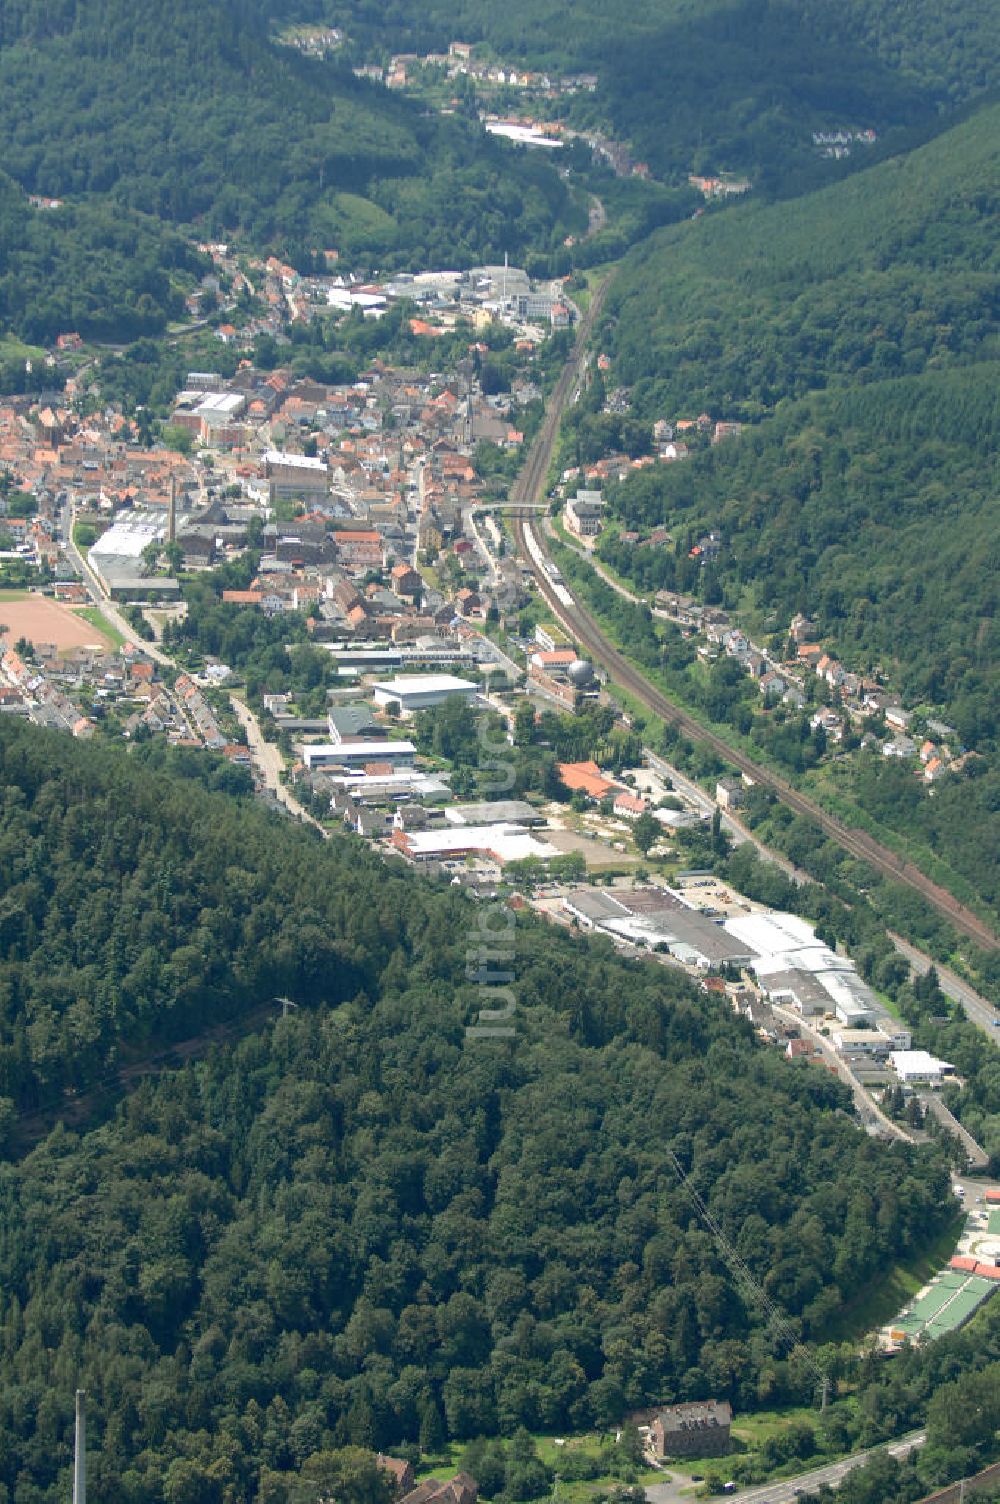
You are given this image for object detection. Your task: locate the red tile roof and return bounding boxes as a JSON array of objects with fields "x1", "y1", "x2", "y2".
[{"x1": 557, "y1": 760, "x2": 618, "y2": 800}]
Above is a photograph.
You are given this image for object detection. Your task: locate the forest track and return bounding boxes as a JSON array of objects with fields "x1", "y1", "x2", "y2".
[
  {"x1": 508, "y1": 293, "x2": 998, "y2": 954},
  {"x1": 12, "y1": 1000, "x2": 282, "y2": 1156}
]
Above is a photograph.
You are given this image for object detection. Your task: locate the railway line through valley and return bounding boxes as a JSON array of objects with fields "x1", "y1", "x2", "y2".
[{"x1": 507, "y1": 289, "x2": 998, "y2": 955}]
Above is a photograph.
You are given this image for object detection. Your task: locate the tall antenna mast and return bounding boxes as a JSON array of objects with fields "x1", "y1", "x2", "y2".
[{"x1": 73, "y1": 1389, "x2": 86, "y2": 1504}]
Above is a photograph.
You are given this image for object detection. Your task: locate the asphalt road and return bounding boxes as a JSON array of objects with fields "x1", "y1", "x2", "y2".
[
  {"x1": 644, "y1": 1430, "x2": 926, "y2": 1504},
  {"x1": 890, "y1": 933, "x2": 1000, "y2": 1034},
  {"x1": 642, "y1": 747, "x2": 798, "y2": 873},
  {"x1": 63, "y1": 501, "x2": 174, "y2": 667},
  {"x1": 229, "y1": 694, "x2": 327, "y2": 834}
]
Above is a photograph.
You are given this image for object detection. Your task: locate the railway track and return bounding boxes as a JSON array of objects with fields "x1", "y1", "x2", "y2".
[{"x1": 509, "y1": 296, "x2": 998, "y2": 954}]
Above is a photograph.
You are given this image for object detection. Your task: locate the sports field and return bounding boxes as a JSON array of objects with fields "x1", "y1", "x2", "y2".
[
  {"x1": 894, "y1": 1272, "x2": 996, "y2": 1341},
  {"x1": 0, "y1": 592, "x2": 115, "y2": 652}
]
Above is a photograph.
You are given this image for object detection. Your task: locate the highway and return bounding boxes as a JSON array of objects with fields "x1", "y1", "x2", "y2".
[{"x1": 505, "y1": 323, "x2": 997, "y2": 952}]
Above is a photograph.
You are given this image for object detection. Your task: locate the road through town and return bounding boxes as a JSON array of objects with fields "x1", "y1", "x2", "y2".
[
  {"x1": 62, "y1": 502, "x2": 327, "y2": 826},
  {"x1": 63, "y1": 500, "x2": 174, "y2": 666},
  {"x1": 229, "y1": 694, "x2": 327, "y2": 833}
]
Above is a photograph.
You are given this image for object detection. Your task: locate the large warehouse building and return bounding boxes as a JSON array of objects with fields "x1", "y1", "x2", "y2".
[{"x1": 371, "y1": 674, "x2": 479, "y2": 714}]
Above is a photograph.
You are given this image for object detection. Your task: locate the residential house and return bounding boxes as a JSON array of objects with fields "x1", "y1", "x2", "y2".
[
  {"x1": 715, "y1": 776, "x2": 746, "y2": 810},
  {"x1": 379, "y1": 1458, "x2": 416, "y2": 1498},
  {"x1": 400, "y1": 1475, "x2": 477, "y2": 1504},
  {"x1": 390, "y1": 562, "x2": 422, "y2": 599},
  {"x1": 810, "y1": 708, "x2": 844, "y2": 742},
  {"x1": 565, "y1": 492, "x2": 605, "y2": 537},
  {"x1": 454, "y1": 587, "x2": 482, "y2": 619}
]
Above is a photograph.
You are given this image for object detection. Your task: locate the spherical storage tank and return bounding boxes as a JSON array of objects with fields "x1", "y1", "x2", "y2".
[{"x1": 568, "y1": 659, "x2": 595, "y2": 687}]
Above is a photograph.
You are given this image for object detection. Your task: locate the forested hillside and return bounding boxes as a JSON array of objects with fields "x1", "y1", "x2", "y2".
[
  {"x1": 600, "y1": 371, "x2": 998, "y2": 741},
  {"x1": 591, "y1": 104, "x2": 999, "y2": 825},
  {"x1": 602, "y1": 101, "x2": 998, "y2": 415},
  {"x1": 321, "y1": 0, "x2": 998, "y2": 183},
  {"x1": 0, "y1": 0, "x2": 581, "y2": 277},
  {"x1": 0, "y1": 718, "x2": 953, "y2": 1502},
  {"x1": 0, "y1": 172, "x2": 203, "y2": 344}
]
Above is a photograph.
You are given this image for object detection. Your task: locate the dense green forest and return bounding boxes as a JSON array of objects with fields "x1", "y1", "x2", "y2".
[
  {"x1": 0, "y1": 173, "x2": 202, "y2": 345},
  {"x1": 314, "y1": 0, "x2": 998, "y2": 183},
  {"x1": 316, "y1": 0, "x2": 999, "y2": 95},
  {"x1": 0, "y1": 0, "x2": 582, "y2": 280},
  {"x1": 576, "y1": 103, "x2": 999, "y2": 911},
  {"x1": 2, "y1": 0, "x2": 994, "y2": 339},
  {"x1": 0, "y1": 717, "x2": 955, "y2": 1501},
  {"x1": 601, "y1": 100, "x2": 998, "y2": 415},
  {"x1": 598, "y1": 371, "x2": 998, "y2": 740}
]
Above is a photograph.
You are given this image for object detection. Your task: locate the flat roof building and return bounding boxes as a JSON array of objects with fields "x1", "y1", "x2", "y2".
[
  {"x1": 303, "y1": 739, "x2": 416, "y2": 769},
  {"x1": 325, "y1": 770, "x2": 450, "y2": 802},
  {"x1": 890, "y1": 1050, "x2": 956, "y2": 1084},
  {"x1": 726, "y1": 910, "x2": 882, "y2": 1022},
  {"x1": 562, "y1": 887, "x2": 756, "y2": 968},
  {"x1": 834, "y1": 995, "x2": 878, "y2": 1029},
  {"x1": 372, "y1": 674, "x2": 479, "y2": 713},
  {"x1": 755, "y1": 967, "x2": 831, "y2": 1017},
  {"x1": 392, "y1": 824, "x2": 558, "y2": 865},
  {"x1": 563, "y1": 890, "x2": 628, "y2": 927},
  {"x1": 445, "y1": 801, "x2": 547, "y2": 827},
  {"x1": 833, "y1": 1028, "x2": 894, "y2": 1057},
  {"x1": 88, "y1": 514, "x2": 184, "y2": 600}
]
